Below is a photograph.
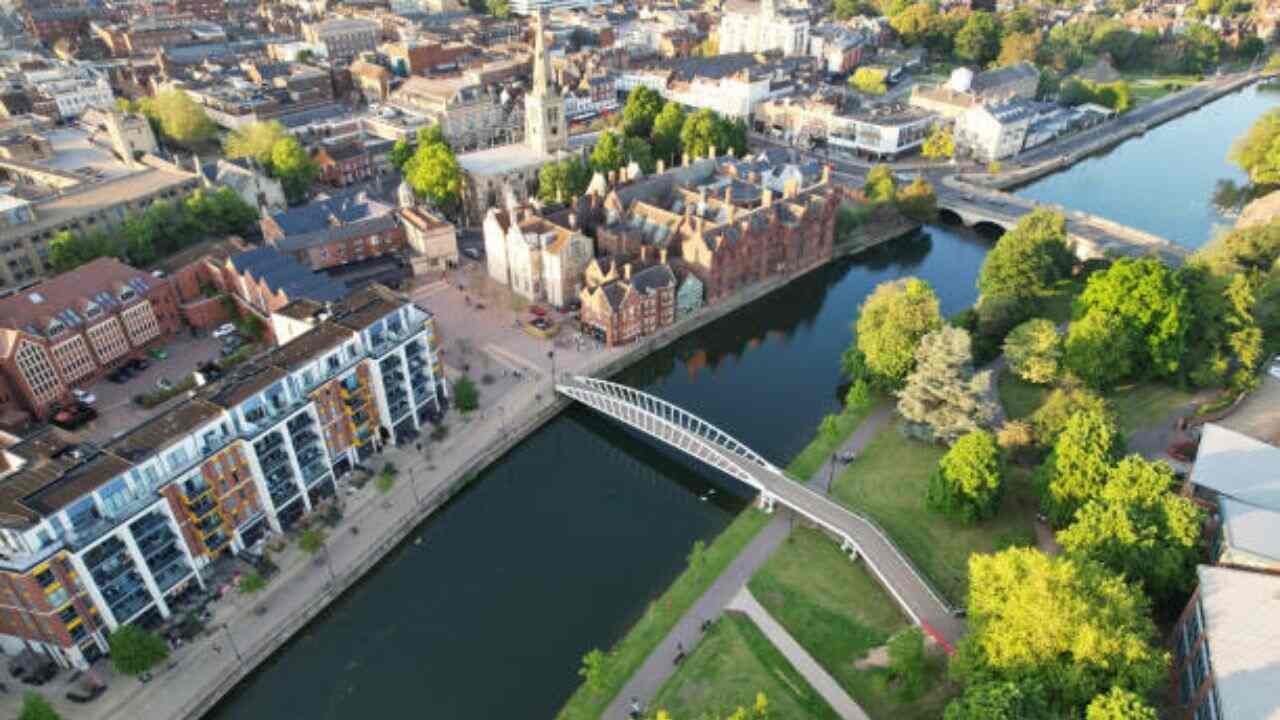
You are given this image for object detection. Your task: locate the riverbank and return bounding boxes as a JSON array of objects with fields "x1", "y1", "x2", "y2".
[{"x1": 66, "y1": 213, "x2": 919, "y2": 720}]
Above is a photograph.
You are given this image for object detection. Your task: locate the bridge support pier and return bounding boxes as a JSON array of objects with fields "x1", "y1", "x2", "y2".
[{"x1": 757, "y1": 492, "x2": 777, "y2": 514}]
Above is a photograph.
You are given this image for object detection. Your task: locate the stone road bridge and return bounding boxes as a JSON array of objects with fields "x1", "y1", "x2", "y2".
[{"x1": 556, "y1": 375, "x2": 966, "y2": 649}]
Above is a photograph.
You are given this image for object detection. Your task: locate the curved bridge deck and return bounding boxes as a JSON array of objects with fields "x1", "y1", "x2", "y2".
[{"x1": 557, "y1": 376, "x2": 966, "y2": 648}]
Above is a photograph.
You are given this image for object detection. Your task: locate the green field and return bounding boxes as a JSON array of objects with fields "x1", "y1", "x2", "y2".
[
  {"x1": 829, "y1": 425, "x2": 1038, "y2": 604},
  {"x1": 650, "y1": 612, "x2": 841, "y2": 720},
  {"x1": 785, "y1": 399, "x2": 880, "y2": 481},
  {"x1": 997, "y1": 371, "x2": 1194, "y2": 435},
  {"x1": 554, "y1": 508, "x2": 772, "y2": 720},
  {"x1": 750, "y1": 527, "x2": 956, "y2": 719}
]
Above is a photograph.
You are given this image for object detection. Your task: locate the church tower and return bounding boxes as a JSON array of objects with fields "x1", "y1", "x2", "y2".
[{"x1": 524, "y1": 9, "x2": 566, "y2": 156}]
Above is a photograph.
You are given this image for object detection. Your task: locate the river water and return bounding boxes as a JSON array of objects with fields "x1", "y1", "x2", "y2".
[
  {"x1": 1019, "y1": 82, "x2": 1279, "y2": 249},
  {"x1": 209, "y1": 85, "x2": 1274, "y2": 720}
]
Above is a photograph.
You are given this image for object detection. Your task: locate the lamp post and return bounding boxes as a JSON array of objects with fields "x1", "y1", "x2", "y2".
[
  {"x1": 547, "y1": 350, "x2": 557, "y2": 399},
  {"x1": 409, "y1": 464, "x2": 421, "y2": 505},
  {"x1": 219, "y1": 623, "x2": 244, "y2": 666},
  {"x1": 497, "y1": 404, "x2": 506, "y2": 437}
]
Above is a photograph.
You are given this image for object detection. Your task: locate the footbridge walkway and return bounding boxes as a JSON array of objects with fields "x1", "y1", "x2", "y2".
[{"x1": 556, "y1": 375, "x2": 967, "y2": 648}]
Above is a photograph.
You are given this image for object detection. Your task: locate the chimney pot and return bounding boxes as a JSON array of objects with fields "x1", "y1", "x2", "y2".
[{"x1": 624, "y1": 262, "x2": 631, "y2": 280}]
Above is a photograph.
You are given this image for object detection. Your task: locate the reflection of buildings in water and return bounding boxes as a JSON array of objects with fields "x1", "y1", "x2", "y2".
[{"x1": 684, "y1": 349, "x2": 709, "y2": 381}]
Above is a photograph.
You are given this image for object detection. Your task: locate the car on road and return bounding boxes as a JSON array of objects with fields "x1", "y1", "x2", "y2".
[
  {"x1": 212, "y1": 323, "x2": 237, "y2": 339},
  {"x1": 148, "y1": 347, "x2": 168, "y2": 360},
  {"x1": 1270, "y1": 355, "x2": 1280, "y2": 381},
  {"x1": 128, "y1": 357, "x2": 150, "y2": 372},
  {"x1": 463, "y1": 247, "x2": 482, "y2": 260},
  {"x1": 70, "y1": 389, "x2": 95, "y2": 405},
  {"x1": 107, "y1": 367, "x2": 133, "y2": 383}
]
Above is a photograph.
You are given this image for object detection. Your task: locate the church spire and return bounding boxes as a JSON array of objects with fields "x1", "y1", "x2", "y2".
[{"x1": 532, "y1": 8, "x2": 551, "y2": 96}]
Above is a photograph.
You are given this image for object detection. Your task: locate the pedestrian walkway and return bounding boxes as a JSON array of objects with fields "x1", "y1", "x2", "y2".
[
  {"x1": 728, "y1": 588, "x2": 869, "y2": 720},
  {"x1": 603, "y1": 406, "x2": 894, "y2": 720}
]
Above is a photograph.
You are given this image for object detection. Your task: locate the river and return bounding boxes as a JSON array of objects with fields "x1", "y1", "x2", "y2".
[
  {"x1": 1019, "y1": 82, "x2": 1279, "y2": 249},
  {"x1": 209, "y1": 85, "x2": 1273, "y2": 720}
]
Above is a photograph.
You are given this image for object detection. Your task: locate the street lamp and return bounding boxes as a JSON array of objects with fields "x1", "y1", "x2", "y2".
[
  {"x1": 219, "y1": 623, "x2": 245, "y2": 666},
  {"x1": 547, "y1": 350, "x2": 557, "y2": 398},
  {"x1": 409, "y1": 464, "x2": 421, "y2": 505},
  {"x1": 497, "y1": 404, "x2": 506, "y2": 436}
]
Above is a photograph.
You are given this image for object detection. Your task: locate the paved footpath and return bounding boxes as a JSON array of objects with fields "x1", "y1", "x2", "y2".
[
  {"x1": 604, "y1": 405, "x2": 892, "y2": 720},
  {"x1": 728, "y1": 587, "x2": 870, "y2": 720}
]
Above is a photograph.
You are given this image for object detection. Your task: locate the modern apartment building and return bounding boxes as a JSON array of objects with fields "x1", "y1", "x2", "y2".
[
  {"x1": 0, "y1": 284, "x2": 446, "y2": 670},
  {"x1": 0, "y1": 257, "x2": 183, "y2": 421}
]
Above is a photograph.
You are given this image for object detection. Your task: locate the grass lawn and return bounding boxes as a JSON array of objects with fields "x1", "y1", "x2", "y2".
[
  {"x1": 1122, "y1": 73, "x2": 1201, "y2": 105},
  {"x1": 555, "y1": 508, "x2": 772, "y2": 720},
  {"x1": 650, "y1": 612, "x2": 841, "y2": 720},
  {"x1": 997, "y1": 371, "x2": 1195, "y2": 436},
  {"x1": 1037, "y1": 278, "x2": 1084, "y2": 325},
  {"x1": 786, "y1": 399, "x2": 880, "y2": 481},
  {"x1": 828, "y1": 425, "x2": 1038, "y2": 604},
  {"x1": 750, "y1": 527, "x2": 956, "y2": 719}
]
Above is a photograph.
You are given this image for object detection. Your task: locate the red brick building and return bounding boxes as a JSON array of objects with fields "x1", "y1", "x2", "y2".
[
  {"x1": 261, "y1": 191, "x2": 404, "y2": 271},
  {"x1": 579, "y1": 259, "x2": 676, "y2": 346},
  {"x1": 0, "y1": 258, "x2": 181, "y2": 421},
  {"x1": 312, "y1": 141, "x2": 373, "y2": 187},
  {"x1": 24, "y1": 6, "x2": 93, "y2": 45}
]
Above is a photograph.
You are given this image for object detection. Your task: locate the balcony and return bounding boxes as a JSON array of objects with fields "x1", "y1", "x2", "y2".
[
  {"x1": 136, "y1": 530, "x2": 176, "y2": 563},
  {"x1": 266, "y1": 465, "x2": 295, "y2": 485},
  {"x1": 154, "y1": 559, "x2": 192, "y2": 593},
  {"x1": 259, "y1": 448, "x2": 289, "y2": 473},
  {"x1": 196, "y1": 513, "x2": 222, "y2": 535},
  {"x1": 291, "y1": 429, "x2": 319, "y2": 448},
  {"x1": 106, "y1": 588, "x2": 151, "y2": 623},
  {"x1": 296, "y1": 447, "x2": 323, "y2": 467},
  {"x1": 302, "y1": 459, "x2": 328, "y2": 485},
  {"x1": 66, "y1": 492, "x2": 163, "y2": 552},
  {"x1": 206, "y1": 532, "x2": 230, "y2": 553},
  {"x1": 90, "y1": 556, "x2": 133, "y2": 589},
  {"x1": 188, "y1": 496, "x2": 216, "y2": 518},
  {"x1": 389, "y1": 401, "x2": 410, "y2": 420},
  {"x1": 182, "y1": 478, "x2": 211, "y2": 500},
  {"x1": 287, "y1": 413, "x2": 314, "y2": 434},
  {"x1": 254, "y1": 432, "x2": 284, "y2": 456},
  {"x1": 384, "y1": 369, "x2": 406, "y2": 385},
  {"x1": 351, "y1": 410, "x2": 370, "y2": 426},
  {"x1": 130, "y1": 513, "x2": 170, "y2": 546}
]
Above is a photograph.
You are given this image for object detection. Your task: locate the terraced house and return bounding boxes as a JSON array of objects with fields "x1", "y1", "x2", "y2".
[{"x1": 0, "y1": 284, "x2": 446, "y2": 670}]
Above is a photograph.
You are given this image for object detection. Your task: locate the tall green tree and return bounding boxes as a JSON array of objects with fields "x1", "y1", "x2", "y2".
[
  {"x1": 650, "y1": 102, "x2": 686, "y2": 164},
  {"x1": 1177, "y1": 22, "x2": 1221, "y2": 73},
  {"x1": 955, "y1": 548, "x2": 1166, "y2": 712},
  {"x1": 404, "y1": 141, "x2": 463, "y2": 213},
  {"x1": 1003, "y1": 318, "x2": 1062, "y2": 384},
  {"x1": 143, "y1": 90, "x2": 216, "y2": 147},
  {"x1": 944, "y1": 681, "x2": 1049, "y2": 720},
  {"x1": 887, "y1": 628, "x2": 927, "y2": 698},
  {"x1": 590, "y1": 131, "x2": 627, "y2": 173},
  {"x1": 621, "y1": 86, "x2": 664, "y2": 138},
  {"x1": 898, "y1": 326, "x2": 999, "y2": 443},
  {"x1": 1228, "y1": 108, "x2": 1280, "y2": 186},
  {"x1": 224, "y1": 120, "x2": 288, "y2": 166},
  {"x1": 896, "y1": 177, "x2": 938, "y2": 222},
  {"x1": 537, "y1": 157, "x2": 590, "y2": 204},
  {"x1": 927, "y1": 429, "x2": 1004, "y2": 522},
  {"x1": 921, "y1": 124, "x2": 955, "y2": 160},
  {"x1": 1034, "y1": 408, "x2": 1121, "y2": 527},
  {"x1": 954, "y1": 11, "x2": 1002, "y2": 66},
  {"x1": 849, "y1": 67, "x2": 889, "y2": 95},
  {"x1": 388, "y1": 138, "x2": 414, "y2": 170},
  {"x1": 1058, "y1": 456, "x2": 1204, "y2": 606},
  {"x1": 271, "y1": 136, "x2": 320, "y2": 205},
  {"x1": 997, "y1": 30, "x2": 1041, "y2": 67},
  {"x1": 1084, "y1": 687, "x2": 1158, "y2": 720},
  {"x1": 889, "y1": 2, "x2": 936, "y2": 46},
  {"x1": 863, "y1": 164, "x2": 897, "y2": 204},
  {"x1": 623, "y1": 136, "x2": 655, "y2": 174},
  {"x1": 977, "y1": 208, "x2": 1074, "y2": 301},
  {"x1": 679, "y1": 109, "x2": 734, "y2": 159},
  {"x1": 855, "y1": 277, "x2": 943, "y2": 386},
  {"x1": 1027, "y1": 385, "x2": 1111, "y2": 446},
  {"x1": 108, "y1": 626, "x2": 170, "y2": 676}
]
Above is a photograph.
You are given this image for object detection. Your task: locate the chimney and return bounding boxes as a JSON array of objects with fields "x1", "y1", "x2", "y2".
[
  {"x1": 762, "y1": 189, "x2": 773, "y2": 207},
  {"x1": 659, "y1": 247, "x2": 668, "y2": 265},
  {"x1": 708, "y1": 144, "x2": 716, "y2": 159},
  {"x1": 656, "y1": 158, "x2": 665, "y2": 174},
  {"x1": 568, "y1": 211, "x2": 577, "y2": 229},
  {"x1": 623, "y1": 262, "x2": 631, "y2": 281}
]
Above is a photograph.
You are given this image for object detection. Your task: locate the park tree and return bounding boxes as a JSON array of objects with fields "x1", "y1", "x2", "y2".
[
  {"x1": 1003, "y1": 318, "x2": 1062, "y2": 384},
  {"x1": 108, "y1": 625, "x2": 170, "y2": 676},
  {"x1": 143, "y1": 90, "x2": 216, "y2": 147},
  {"x1": 889, "y1": 2, "x2": 936, "y2": 45},
  {"x1": 1068, "y1": 258, "x2": 1193, "y2": 383},
  {"x1": 590, "y1": 131, "x2": 627, "y2": 173},
  {"x1": 679, "y1": 108, "x2": 727, "y2": 159},
  {"x1": 849, "y1": 67, "x2": 888, "y2": 95},
  {"x1": 485, "y1": 0, "x2": 510, "y2": 17},
  {"x1": 921, "y1": 124, "x2": 955, "y2": 160},
  {"x1": 18, "y1": 693, "x2": 61, "y2": 720},
  {"x1": 955, "y1": 547, "x2": 1166, "y2": 711},
  {"x1": 955, "y1": 11, "x2": 1002, "y2": 66},
  {"x1": 622, "y1": 86, "x2": 664, "y2": 138},
  {"x1": 1058, "y1": 456, "x2": 1205, "y2": 606},
  {"x1": 623, "y1": 136, "x2": 655, "y2": 174},
  {"x1": 1027, "y1": 385, "x2": 1111, "y2": 445},
  {"x1": 977, "y1": 208, "x2": 1074, "y2": 301},
  {"x1": 388, "y1": 138, "x2": 414, "y2": 170},
  {"x1": 537, "y1": 157, "x2": 590, "y2": 205},
  {"x1": 1197, "y1": 220, "x2": 1280, "y2": 276},
  {"x1": 224, "y1": 120, "x2": 289, "y2": 166},
  {"x1": 1085, "y1": 687, "x2": 1158, "y2": 720},
  {"x1": 1228, "y1": 108, "x2": 1280, "y2": 186},
  {"x1": 1177, "y1": 22, "x2": 1221, "y2": 73},
  {"x1": 887, "y1": 628, "x2": 927, "y2": 698},
  {"x1": 854, "y1": 277, "x2": 943, "y2": 386},
  {"x1": 299, "y1": 527, "x2": 327, "y2": 555},
  {"x1": 863, "y1": 164, "x2": 897, "y2": 204},
  {"x1": 1034, "y1": 408, "x2": 1121, "y2": 527},
  {"x1": 997, "y1": 30, "x2": 1041, "y2": 67},
  {"x1": 271, "y1": 136, "x2": 319, "y2": 205},
  {"x1": 898, "y1": 327, "x2": 999, "y2": 443},
  {"x1": 650, "y1": 102, "x2": 686, "y2": 165},
  {"x1": 454, "y1": 375, "x2": 479, "y2": 412},
  {"x1": 927, "y1": 429, "x2": 1004, "y2": 522},
  {"x1": 404, "y1": 140, "x2": 463, "y2": 213},
  {"x1": 896, "y1": 177, "x2": 938, "y2": 223},
  {"x1": 944, "y1": 681, "x2": 1049, "y2": 720}
]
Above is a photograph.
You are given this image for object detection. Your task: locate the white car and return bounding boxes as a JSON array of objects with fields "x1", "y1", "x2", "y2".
[
  {"x1": 71, "y1": 389, "x2": 96, "y2": 405},
  {"x1": 212, "y1": 323, "x2": 237, "y2": 339},
  {"x1": 1269, "y1": 355, "x2": 1280, "y2": 381}
]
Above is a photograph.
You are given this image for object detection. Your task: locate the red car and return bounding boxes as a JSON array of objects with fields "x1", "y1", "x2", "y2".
[{"x1": 530, "y1": 305, "x2": 548, "y2": 317}]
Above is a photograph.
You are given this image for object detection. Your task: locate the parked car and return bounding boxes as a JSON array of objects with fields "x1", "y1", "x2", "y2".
[
  {"x1": 70, "y1": 389, "x2": 95, "y2": 405},
  {"x1": 1270, "y1": 355, "x2": 1280, "y2": 381},
  {"x1": 463, "y1": 247, "x2": 482, "y2": 260},
  {"x1": 212, "y1": 323, "x2": 237, "y2": 339},
  {"x1": 128, "y1": 357, "x2": 150, "y2": 372},
  {"x1": 156, "y1": 378, "x2": 173, "y2": 391},
  {"x1": 52, "y1": 404, "x2": 97, "y2": 431},
  {"x1": 107, "y1": 367, "x2": 132, "y2": 383},
  {"x1": 148, "y1": 347, "x2": 168, "y2": 360}
]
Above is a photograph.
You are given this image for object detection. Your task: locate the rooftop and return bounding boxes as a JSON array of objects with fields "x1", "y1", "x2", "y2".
[
  {"x1": 226, "y1": 247, "x2": 349, "y2": 303},
  {"x1": 105, "y1": 398, "x2": 224, "y2": 463},
  {"x1": 0, "y1": 257, "x2": 156, "y2": 341},
  {"x1": 1190, "y1": 423, "x2": 1280, "y2": 510},
  {"x1": 1195, "y1": 565, "x2": 1280, "y2": 720},
  {"x1": 262, "y1": 320, "x2": 355, "y2": 372}
]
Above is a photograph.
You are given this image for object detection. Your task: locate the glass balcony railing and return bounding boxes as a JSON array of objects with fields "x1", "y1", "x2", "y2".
[
  {"x1": 90, "y1": 556, "x2": 133, "y2": 589},
  {"x1": 287, "y1": 413, "x2": 314, "y2": 434},
  {"x1": 291, "y1": 429, "x2": 319, "y2": 448},
  {"x1": 154, "y1": 559, "x2": 192, "y2": 593},
  {"x1": 259, "y1": 448, "x2": 289, "y2": 472},
  {"x1": 206, "y1": 532, "x2": 230, "y2": 552},
  {"x1": 107, "y1": 589, "x2": 151, "y2": 623},
  {"x1": 196, "y1": 513, "x2": 222, "y2": 535},
  {"x1": 136, "y1": 530, "x2": 176, "y2": 561},
  {"x1": 302, "y1": 460, "x2": 328, "y2": 485},
  {"x1": 188, "y1": 496, "x2": 216, "y2": 517},
  {"x1": 254, "y1": 432, "x2": 284, "y2": 456},
  {"x1": 389, "y1": 401, "x2": 410, "y2": 420},
  {"x1": 296, "y1": 447, "x2": 323, "y2": 467}
]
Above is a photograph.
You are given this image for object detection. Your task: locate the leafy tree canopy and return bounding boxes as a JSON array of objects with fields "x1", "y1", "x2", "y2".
[
  {"x1": 849, "y1": 67, "x2": 889, "y2": 95},
  {"x1": 538, "y1": 156, "x2": 590, "y2": 205},
  {"x1": 927, "y1": 429, "x2": 1004, "y2": 522},
  {"x1": 855, "y1": 277, "x2": 943, "y2": 386},
  {"x1": 650, "y1": 101, "x2": 686, "y2": 164},
  {"x1": 896, "y1": 177, "x2": 938, "y2": 223},
  {"x1": 921, "y1": 123, "x2": 955, "y2": 160},
  {"x1": 271, "y1": 136, "x2": 319, "y2": 205},
  {"x1": 944, "y1": 680, "x2": 1048, "y2": 720},
  {"x1": 404, "y1": 140, "x2": 463, "y2": 214},
  {"x1": 224, "y1": 120, "x2": 289, "y2": 166},
  {"x1": 109, "y1": 625, "x2": 170, "y2": 676},
  {"x1": 622, "y1": 86, "x2": 664, "y2": 139},
  {"x1": 1003, "y1": 318, "x2": 1062, "y2": 385},
  {"x1": 1084, "y1": 687, "x2": 1159, "y2": 720},
  {"x1": 1028, "y1": 385, "x2": 1112, "y2": 446},
  {"x1": 897, "y1": 326, "x2": 999, "y2": 443},
  {"x1": 955, "y1": 11, "x2": 1002, "y2": 66},
  {"x1": 1034, "y1": 407, "x2": 1121, "y2": 527},
  {"x1": 863, "y1": 164, "x2": 897, "y2": 204},
  {"x1": 978, "y1": 208, "x2": 1074, "y2": 301},
  {"x1": 1229, "y1": 108, "x2": 1280, "y2": 186},
  {"x1": 997, "y1": 30, "x2": 1041, "y2": 67},
  {"x1": 18, "y1": 693, "x2": 61, "y2": 720}
]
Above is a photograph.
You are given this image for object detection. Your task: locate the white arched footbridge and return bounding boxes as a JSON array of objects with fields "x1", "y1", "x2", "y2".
[{"x1": 557, "y1": 375, "x2": 966, "y2": 648}]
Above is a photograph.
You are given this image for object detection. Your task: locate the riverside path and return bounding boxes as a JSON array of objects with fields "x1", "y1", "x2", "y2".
[{"x1": 556, "y1": 376, "x2": 966, "y2": 649}]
